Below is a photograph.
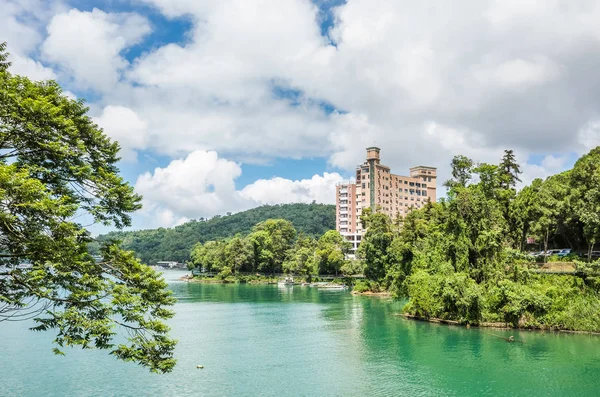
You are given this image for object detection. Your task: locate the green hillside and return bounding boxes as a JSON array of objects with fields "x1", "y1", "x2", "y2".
[{"x1": 92, "y1": 203, "x2": 335, "y2": 265}]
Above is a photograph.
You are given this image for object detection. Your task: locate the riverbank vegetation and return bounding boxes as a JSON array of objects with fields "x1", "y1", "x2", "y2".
[
  {"x1": 91, "y1": 203, "x2": 335, "y2": 264},
  {"x1": 189, "y1": 219, "x2": 362, "y2": 280},
  {"x1": 358, "y1": 148, "x2": 600, "y2": 332}
]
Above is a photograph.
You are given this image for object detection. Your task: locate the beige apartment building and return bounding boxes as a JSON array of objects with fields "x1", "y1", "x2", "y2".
[{"x1": 335, "y1": 147, "x2": 437, "y2": 253}]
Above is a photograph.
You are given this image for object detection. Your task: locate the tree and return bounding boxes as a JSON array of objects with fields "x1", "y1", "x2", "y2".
[
  {"x1": 190, "y1": 240, "x2": 227, "y2": 272},
  {"x1": 315, "y1": 230, "x2": 350, "y2": 276},
  {"x1": 570, "y1": 147, "x2": 600, "y2": 261},
  {"x1": 499, "y1": 149, "x2": 522, "y2": 189},
  {"x1": 510, "y1": 178, "x2": 543, "y2": 250},
  {"x1": 0, "y1": 43, "x2": 175, "y2": 373},
  {"x1": 0, "y1": 42, "x2": 9, "y2": 72},
  {"x1": 248, "y1": 219, "x2": 296, "y2": 275},
  {"x1": 357, "y1": 211, "x2": 394, "y2": 281},
  {"x1": 530, "y1": 174, "x2": 569, "y2": 262},
  {"x1": 444, "y1": 155, "x2": 474, "y2": 191},
  {"x1": 224, "y1": 235, "x2": 254, "y2": 274},
  {"x1": 283, "y1": 234, "x2": 318, "y2": 279}
]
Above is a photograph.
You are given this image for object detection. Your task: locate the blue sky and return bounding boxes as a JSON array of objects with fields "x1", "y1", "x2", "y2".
[{"x1": 2, "y1": 0, "x2": 597, "y2": 231}]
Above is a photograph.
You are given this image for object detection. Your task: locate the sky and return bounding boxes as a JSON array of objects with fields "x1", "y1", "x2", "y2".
[{"x1": 1, "y1": 0, "x2": 598, "y2": 232}]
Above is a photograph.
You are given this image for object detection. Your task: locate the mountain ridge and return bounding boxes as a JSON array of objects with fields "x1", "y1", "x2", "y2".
[{"x1": 91, "y1": 203, "x2": 336, "y2": 265}]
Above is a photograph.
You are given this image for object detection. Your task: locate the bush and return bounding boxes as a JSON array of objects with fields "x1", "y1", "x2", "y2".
[
  {"x1": 340, "y1": 260, "x2": 365, "y2": 276},
  {"x1": 353, "y1": 280, "x2": 371, "y2": 293},
  {"x1": 217, "y1": 266, "x2": 233, "y2": 280}
]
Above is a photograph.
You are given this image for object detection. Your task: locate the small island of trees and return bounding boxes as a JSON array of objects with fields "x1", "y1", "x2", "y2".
[{"x1": 188, "y1": 147, "x2": 600, "y2": 333}]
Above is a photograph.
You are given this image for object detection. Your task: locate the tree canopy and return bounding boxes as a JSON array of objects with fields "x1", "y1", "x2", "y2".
[
  {"x1": 358, "y1": 147, "x2": 600, "y2": 332},
  {"x1": 190, "y1": 219, "x2": 356, "y2": 278},
  {"x1": 93, "y1": 203, "x2": 335, "y2": 265},
  {"x1": 0, "y1": 43, "x2": 175, "y2": 373}
]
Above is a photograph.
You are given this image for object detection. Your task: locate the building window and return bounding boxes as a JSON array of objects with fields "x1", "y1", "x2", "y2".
[
  {"x1": 422, "y1": 190, "x2": 427, "y2": 196},
  {"x1": 428, "y1": 177, "x2": 431, "y2": 182}
]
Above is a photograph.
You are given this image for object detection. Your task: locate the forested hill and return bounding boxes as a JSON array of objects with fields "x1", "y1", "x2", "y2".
[{"x1": 92, "y1": 203, "x2": 335, "y2": 265}]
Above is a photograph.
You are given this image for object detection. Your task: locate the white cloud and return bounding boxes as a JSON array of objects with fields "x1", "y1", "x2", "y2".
[
  {"x1": 93, "y1": 105, "x2": 148, "y2": 162},
  {"x1": 472, "y1": 57, "x2": 560, "y2": 89},
  {"x1": 134, "y1": 150, "x2": 343, "y2": 227},
  {"x1": 578, "y1": 121, "x2": 600, "y2": 153},
  {"x1": 5, "y1": 0, "x2": 600, "y2": 228},
  {"x1": 240, "y1": 172, "x2": 343, "y2": 205},
  {"x1": 8, "y1": 53, "x2": 56, "y2": 80},
  {"x1": 0, "y1": 0, "x2": 63, "y2": 80},
  {"x1": 41, "y1": 8, "x2": 151, "y2": 90},
  {"x1": 519, "y1": 153, "x2": 571, "y2": 188},
  {"x1": 100, "y1": 0, "x2": 600, "y2": 172}
]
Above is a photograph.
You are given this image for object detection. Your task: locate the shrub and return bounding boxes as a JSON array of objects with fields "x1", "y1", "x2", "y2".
[
  {"x1": 353, "y1": 280, "x2": 371, "y2": 293},
  {"x1": 217, "y1": 266, "x2": 233, "y2": 280}
]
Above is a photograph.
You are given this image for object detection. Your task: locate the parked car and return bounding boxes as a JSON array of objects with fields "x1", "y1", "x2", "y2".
[
  {"x1": 557, "y1": 249, "x2": 572, "y2": 257},
  {"x1": 545, "y1": 249, "x2": 562, "y2": 256}
]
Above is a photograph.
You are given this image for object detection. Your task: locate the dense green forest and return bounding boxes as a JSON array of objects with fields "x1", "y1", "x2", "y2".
[
  {"x1": 92, "y1": 203, "x2": 335, "y2": 265},
  {"x1": 357, "y1": 147, "x2": 600, "y2": 332},
  {"x1": 190, "y1": 220, "x2": 361, "y2": 278}
]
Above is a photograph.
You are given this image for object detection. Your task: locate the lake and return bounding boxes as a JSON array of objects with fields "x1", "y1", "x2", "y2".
[{"x1": 1, "y1": 270, "x2": 599, "y2": 396}]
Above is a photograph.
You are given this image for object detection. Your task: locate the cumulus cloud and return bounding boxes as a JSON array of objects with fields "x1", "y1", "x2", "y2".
[
  {"x1": 0, "y1": 0, "x2": 63, "y2": 80},
  {"x1": 93, "y1": 105, "x2": 148, "y2": 162},
  {"x1": 240, "y1": 172, "x2": 343, "y2": 205},
  {"x1": 41, "y1": 8, "x2": 151, "y2": 90},
  {"x1": 134, "y1": 150, "x2": 343, "y2": 227},
  {"x1": 578, "y1": 121, "x2": 600, "y2": 153},
  {"x1": 4, "y1": 0, "x2": 600, "y2": 227}
]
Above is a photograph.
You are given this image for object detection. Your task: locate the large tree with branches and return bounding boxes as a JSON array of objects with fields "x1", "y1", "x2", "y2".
[{"x1": 0, "y1": 42, "x2": 176, "y2": 373}]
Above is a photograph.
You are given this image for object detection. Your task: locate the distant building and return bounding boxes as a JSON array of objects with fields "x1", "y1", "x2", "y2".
[{"x1": 335, "y1": 147, "x2": 437, "y2": 254}]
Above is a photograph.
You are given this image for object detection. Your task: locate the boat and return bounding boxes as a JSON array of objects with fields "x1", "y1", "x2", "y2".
[
  {"x1": 316, "y1": 283, "x2": 347, "y2": 290},
  {"x1": 277, "y1": 276, "x2": 295, "y2": 286}
]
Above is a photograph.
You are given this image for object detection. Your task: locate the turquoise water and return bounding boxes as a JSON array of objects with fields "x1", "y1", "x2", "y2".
[{"x1": 1, "y1": 270, "x2": 599, "y2": 396}]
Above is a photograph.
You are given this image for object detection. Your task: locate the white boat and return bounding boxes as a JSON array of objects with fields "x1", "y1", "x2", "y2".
[
  {"x1": 277, "y1": 276, "x2": 295, "y2": 286},
  {"x1": 316, "y1": 284, "x2": 347, "y2": 290}
]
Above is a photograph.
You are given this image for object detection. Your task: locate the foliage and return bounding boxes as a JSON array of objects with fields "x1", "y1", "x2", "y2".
[
  {"x1": 283, "y1": 234, "x2": 318, "y2": 279},
  {"x1": 93, "y1": 203, "x2": 335, "y2": 265},
  {"x1": 357, "y1": 211, "x2": 394, "y2": 282},
  {"x1": 0, "y1": 43, "x2": 175, "y2": 373},
  {"x1": 360, "y1": 146, "x2": 600, "y2": 332},
  {"x1": 315, "y1": 230, "x2": 351, "y2": 276},
  {"x1": 189, "y1": 221, "x2": 352, "y2": 277}
]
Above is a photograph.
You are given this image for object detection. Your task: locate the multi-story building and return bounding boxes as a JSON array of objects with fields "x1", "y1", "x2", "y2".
[{"x1": 335, "y1": 147, "x2": 437, "y2": 253}]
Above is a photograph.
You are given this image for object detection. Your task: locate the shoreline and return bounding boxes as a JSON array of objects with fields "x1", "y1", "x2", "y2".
[
  {"x1": 399, "y1": 313, "x2": 600, "y2": 335},
  {"x1": 352, "y1": 290, "x2": 391, "y2": 297},
  {"x1": 181, "y1": 276, "x2": 277, "y2": 284}
]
